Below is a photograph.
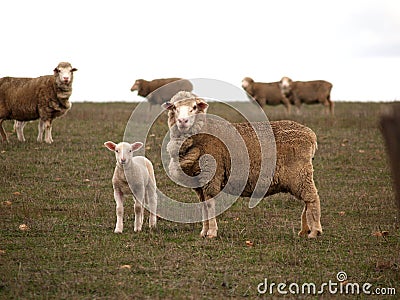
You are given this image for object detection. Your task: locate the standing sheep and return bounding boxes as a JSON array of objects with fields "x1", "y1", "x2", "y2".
[
  {"x1": 163, "y1": 91, "x2": 322, "y2": 239},
  {"x1": 279, "y1": 76, "x2": 334, "y2": 114},
  {"x1": 0, "y1": 62, "x2": 77, "y2": 143},
  {"x1": 242, "y1": 77, "x2": 291, "y2": 114},
  {"x1": 131, "y1": 78, "x2": 193, "y2": 107},
  {"x1": 104, "y1": 141, "x2": 157, "y2": 233}
]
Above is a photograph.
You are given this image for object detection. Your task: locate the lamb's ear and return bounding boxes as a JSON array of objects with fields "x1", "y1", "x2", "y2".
[
  {"x1": 71, "y1": 68, "x2": 78, "y2": 72},
  {"x1": 196, "y1": 99, "x2": 209, "y2": 111},
  {"x1": 162, "y1": 101, "x2": 174, "y2": 110},
  {"x1": 53, "y1": 68, "x2": 60, "y2": 74},
  {"x1": 104, "y1": 141, "x2": 117, "y2": 151},
  {"x1": 131, "y1": 142, "x2": 143, "y2": 152}
]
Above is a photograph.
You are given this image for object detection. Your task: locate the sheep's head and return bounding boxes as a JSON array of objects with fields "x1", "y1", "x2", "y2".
[
  {"x1": 162, "y1": 92, "x2": 208, "y2": 134},
  {"x1": 279, "y1": 76, "x2": 293, "y2": 95},
  {"x1": 130, "y1": 79, "x2": 143, "y2": 92},
  {"x1": 54, "y1": 62, "x2": 77, "y2": 85},
  {"x1": 104, "y1": 141, "x2": 143, "y2": 167},
  {"x1": 241, "y1": 77, "x2": 254, "y2": 90}
]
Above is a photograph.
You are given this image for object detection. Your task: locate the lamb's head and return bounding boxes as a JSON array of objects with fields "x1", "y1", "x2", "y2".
[
  {"x1": 54, "y1": 62, "x2": 77, "y2": 85},
  {"x1": 241, "y1": 77, "x2": 254, "y2": 91},
  {"x1": 162, "y1": 91, "x2": 208, "y2": 134},
  {"x1": 104, "y1": 141, "x2": 143, "y2": 167},
  {"x1": 130, "y1": 79, "x2": 144, "y2": 92},
  {"x1": 279, "y1": 76, "x2": 293, "y2": 95}
]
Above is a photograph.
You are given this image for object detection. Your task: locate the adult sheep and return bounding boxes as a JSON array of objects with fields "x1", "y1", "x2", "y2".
[
  {"x1": 163, "y1": 91, "x2": 322, "y2": 239},
  {"x1": 130, "y1": 78, "x2": 193, "y2": 107},
  {"x1": 242, "y1": 77, "x2": 291, "y2": 113},
  {"x1": 0, "y1": 62, "x2": 77, "y2": 143},
  {"x1": 279, "y1": 76, "x2": 334, "y2": 115}
]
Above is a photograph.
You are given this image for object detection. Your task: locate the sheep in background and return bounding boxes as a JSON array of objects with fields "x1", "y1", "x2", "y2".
[
  {"x1": 104, "y1": 141, "x2": 157, "y2": 233},
  {"x1": 131, "y1": 78, "x2": 193, "y2": 108},
  {"x1": 279, "y1": 76, "x2": 334, "y2": 115},
  {"x1": 242, "y1": 77, "x2": 291, "y2": 114},
  {"x1": 0, "y1": 62, "x2": 77, "y2": 143},
  {"x1": 163, "y1": 91, "x2": 322, "y2": 239}
]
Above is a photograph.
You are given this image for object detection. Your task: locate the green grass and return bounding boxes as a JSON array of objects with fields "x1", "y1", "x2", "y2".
[{"x1": 1, "y1": 102, "x2": 399, "y2": 299}]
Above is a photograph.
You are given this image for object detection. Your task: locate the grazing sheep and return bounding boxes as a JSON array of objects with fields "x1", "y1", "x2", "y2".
[
  {"x1": 131, "y1": 78, "x2": 193, "y2": 107},
  {"x1": 104, "y1": 141, "x2": 157, "y2": 233},
  {"x1": 242, "y1": 77, "x2": 291, "y2": 113},
  {"x1": 279, "y1": 76, "x2": 334, "y2": 114},
  {"x1": 0, "y1": 62, "x2": 77, "y2": 143},
  {"x1": 163, "y1": 91, "x2": 322, "y2": 239}
]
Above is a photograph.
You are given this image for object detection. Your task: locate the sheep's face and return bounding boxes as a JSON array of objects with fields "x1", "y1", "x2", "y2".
[
  {"x1": 130, "y1": 79, "x2": 142, "y2": 92},
  {"x1": 279, "y1": 76, "x2": 293, "y2": 94},
  {"x1": 241, "y1": 77, "x2": 253, "y2": 90},
  {"x1": 104, "y1": 141, "x2": 143, "y2": 166},
  {"x1": 54, "y1": 62, "x2": 77, "y2": 85},
  {"x1": 163, "y1": 98, "x2": 208, "y2": 133}
]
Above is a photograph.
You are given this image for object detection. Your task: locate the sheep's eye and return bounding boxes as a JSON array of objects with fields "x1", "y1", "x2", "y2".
[
  {"x1": 193, "y1": 105, "x2": 197, "y2": 110},
  {"x1": 129, "y1": 150, "x2": 132, "y2": 153},
  {"x1": 115, "y1": 150, "x2": 119, "y2": 153}
]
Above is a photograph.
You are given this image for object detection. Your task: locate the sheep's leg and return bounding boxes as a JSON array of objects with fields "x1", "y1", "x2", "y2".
[
  {"x1": 15, "y1": 121, "x2": 26, "y2": 142},
  {"x1": 298, "y1": 204, "x2": 311, "y2": 237},
  {"x1": 298, "y1": 185, "x2": 322, "y2": 238},
  {"x1": 37, "y1": 120, "x2": 45, "y2": 142},
  {"x1": 146, "y1": 187, "x2": 157, "y2": 229},
  {"x1": 44, "y1": 120, "x2": 53, "y2": 144},
  {"x1": 195, "y1": 189, "x2": 210, "y2": 237},
  {"x1": 0, "y1": 119, "x2": 8, "y2": 142},
  {"x1": 205, "y1": 197, "x2": 218, "y2": 238},
  {"x1": 114, "y1": 189, "x2": 124, "y2": 233}
]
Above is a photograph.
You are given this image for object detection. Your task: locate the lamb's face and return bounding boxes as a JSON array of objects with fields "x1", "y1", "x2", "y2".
[
  {"x1": 104, "y1": 141, "x2": 143, "y2": 166},
  {"x1": 54, "y1": 62, "x2": 77, "y2": 84},
  {"x1": 279, "y1": 76, "x2": 292, "y2": 93},
  {"x1": 241, "y1": 77, "x2": 253, "y2": 90},
  {"x1": 164, "y1": 98, "x2": 209, "y2": 133}
]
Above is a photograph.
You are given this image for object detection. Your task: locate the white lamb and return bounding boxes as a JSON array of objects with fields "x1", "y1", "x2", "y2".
[{"x1": 104, "y1": 141, "x2": 157, "y2": 233}]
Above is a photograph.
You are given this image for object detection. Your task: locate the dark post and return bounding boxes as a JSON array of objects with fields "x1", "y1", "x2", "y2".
[{"x1": 380, "y1": 104, "x2": 400, "y2": 215}]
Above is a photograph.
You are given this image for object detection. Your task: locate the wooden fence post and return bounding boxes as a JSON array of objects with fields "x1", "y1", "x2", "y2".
[{"x1": 380, "y1": 104, "x2": 400, "y2": 215}]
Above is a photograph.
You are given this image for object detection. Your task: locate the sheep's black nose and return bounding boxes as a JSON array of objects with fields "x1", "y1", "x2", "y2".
[{"x1": 178, "y1": 118, "x2": 189, "y2": 124}]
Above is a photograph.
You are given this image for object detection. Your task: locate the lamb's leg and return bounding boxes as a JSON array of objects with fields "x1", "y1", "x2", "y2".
[
  {"x1": 44, "y1": 120, "x2": 53, "y2": 144},
  {"x1": 37, "y1": 120, "x2": 45, "y2": 142},
  {"x1": 114, "y1": 189, "x2": 124, "y2": 233},
  {"x1": 15, "y1": 121, "x2": 26, "y2": 142},
  {"x1": 134, "y1": 198, "x2": 144, "y2": 232},
  {"x1": 0, "y1": 119, "x2": 8, "y2": 142},
  {"x1": 146, "y1": 188, "x2": 157, "y2": 229}
]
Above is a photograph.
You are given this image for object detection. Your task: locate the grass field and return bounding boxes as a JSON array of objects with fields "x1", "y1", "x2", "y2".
[{"x1": 1, "y1": 101, "x2": 399, "y2": 299}]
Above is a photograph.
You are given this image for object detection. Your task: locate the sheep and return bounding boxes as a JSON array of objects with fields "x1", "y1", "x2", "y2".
[
  {"x1": 162, "y1": 91, "x2": 322, "y2": 239},
  {"x1": 0, "y1": 62, "x2": 77, "y2": 143},
  {"x1": 279, "y1": 76, "x2": 334, "y2": 115},
  {"x1": 130, "y1": 78, "x2": 193, "y2": 107},
  {"x1": 242, "y1": 77, "x2": 291, "y2": 114},
  {"x1": 104, "y1": 141, "x2": 157, "y2": 233}
]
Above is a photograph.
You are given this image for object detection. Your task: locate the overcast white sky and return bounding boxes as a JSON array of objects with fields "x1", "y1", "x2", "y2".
[{"x1": 1, "y1": 0, "x2": 400, "y2": 102}]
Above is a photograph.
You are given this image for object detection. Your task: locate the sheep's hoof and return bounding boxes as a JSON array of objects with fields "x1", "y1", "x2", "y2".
[
  {"x1": 114, "y1": 229, "x2": 122, "y2": 234},
  {"x1": 298, "y1": 229, "x2": 311, "y2": 237},
  {"x1": 134, "y1": 228, "x2": 142, "y2": 232},
  {"x1": 307, "y1": 230, "x2": 322, "y2": 239},
  {"x1": 200, "y1": 230, "x2": 208, "y2": 238},
  {"x1": 206, "y1": 229, "x2": 217, "y2": 239}
]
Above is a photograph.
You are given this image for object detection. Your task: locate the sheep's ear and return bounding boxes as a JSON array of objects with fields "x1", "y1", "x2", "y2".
[
  {"x1": 196, "y1": 99, "x2": 209, "y2": 111},
  {"x1": 162, "y1": 102, "x2": 174, "y2": 110},
  {"x1": 53, "y1": 68, "x2": 60, "y2": 74},
  {"x1": 71, "y1": 68, "x2": 78, "y2": 72},
  {"x1": 131, "y1": 142, "x2": 143, "y2": 152},
  {"x1": 104, "y1": 141, "x2": 117, "y2": 151}
]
